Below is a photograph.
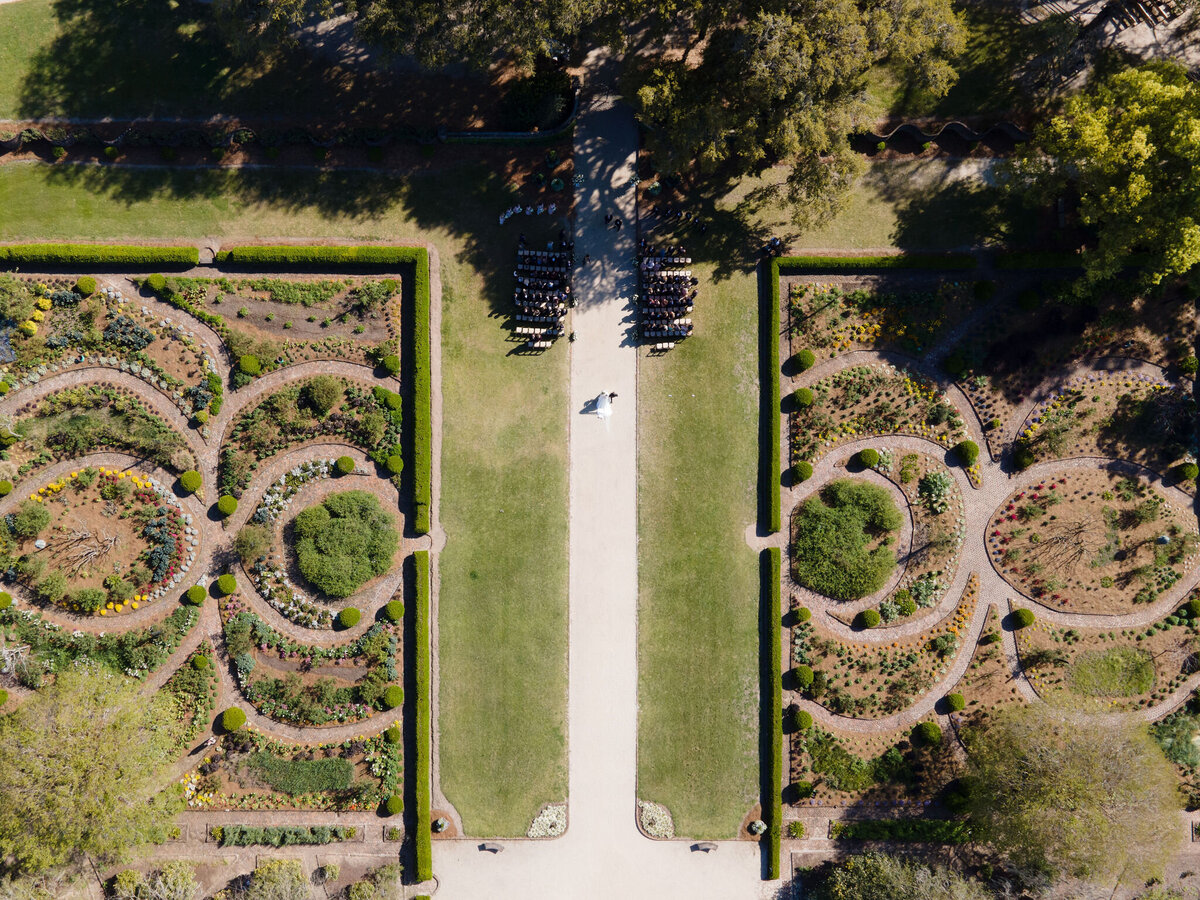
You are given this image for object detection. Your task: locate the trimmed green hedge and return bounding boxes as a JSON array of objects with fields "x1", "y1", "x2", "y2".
[
  {"x1": 830, "y1": 818, "x2": 969, "y2": 843},
  {"x1": 765, "y1": 547, "x2": 782, "y2": 879},
  {"x1": 414, "y1": 549, "x2": 433, "y2": 882},
  {"x1": 995, "y1": 250, "x2": 1083, "y2": 269},
  {"x1": 215, "y1": 245, "x2": 425, "y2": 267},
  {"x1": 413, "y1": 250, "x2": 433, "y2": 535},
  {"x1": 766, "y1": 260, "x2": 782, "y2": 535},
  {"x1": 775, "y1": 253, "x2": 976, "y2": 271},
  {"x1": 213, "y1": 824, "x2": 356, "y2": 847},
  {"x1": 0, "y1": 244, "x2": 199, "y2": 267}
]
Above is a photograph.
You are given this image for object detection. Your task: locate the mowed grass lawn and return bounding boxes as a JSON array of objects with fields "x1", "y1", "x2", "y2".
[
  {"x1": 637, "y1": 262, "x2": 761, "y2": 838},
  {"x1": 0, "y1": 160, "x2": 569, "y2": 837},
  {"x1": 0, "y1": 0, "x2": 57, "y2": 119}
]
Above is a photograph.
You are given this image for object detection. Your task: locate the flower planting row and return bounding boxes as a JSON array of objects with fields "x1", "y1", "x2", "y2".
[{"x1": 209, "y1": 825, "x2": 357, "y2": 847}]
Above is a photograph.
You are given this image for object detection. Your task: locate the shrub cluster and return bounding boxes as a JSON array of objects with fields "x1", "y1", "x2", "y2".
[
  {"x1": 295, "y1": 491, "x2": 397, "y2": 598},
  {"x1": 238, "y1": 354, "x2": 261, "y2": 376},
  {"x1": 1175, "y1": 462, "x2": 1199, "y2": 482},
  {"x1": 830, "y1": 818, "x2": 968, "y2": 842}
]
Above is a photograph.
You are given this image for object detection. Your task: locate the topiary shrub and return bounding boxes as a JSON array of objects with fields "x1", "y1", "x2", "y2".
[
  {"x1": 945, "y1": 692, "x2": 966, "y2": 712},
  {"x1": 75, "y1": 276, "x2": 96, "y2": 296},
  {"x1": 217, "y1": 495, "x2": 238, "y2": 517},
  {"x1": 954, "y1": 440, "x2": 979, "y2": 467},
  {"x1": 185, "y1": 584, "x2": 206, "y2": 605},
  {"x1": 238, "y1": 355, "x2": 261, "y2": 376},
  {"x1": 193, "y1": 409, "x2": 209, "y2": 426},
  {"x1": 385, "y1": 795, "x2": 403, "y2": 816},
  {"x1": 384, "y1": 726, "x2": 401, "y2": 744},
  {"x1": 794, "y1": 664, "x2": 814, "y2": 688},
  {"x1": 222, "y1": 707, "x2": 247, "y2": 732},
  {"x1": 192, "y1": 655, "x2": 210, "y2": 671},
  {"x1": 335, "y1": 456, "x2": 355, "y2": 475},
  {"x1": 337, "y1": 607, "x2": 361, "y2": 629},
  {"x1": 857, "y1": 448, "x2": 880, "y2": 468},
  {"x1": 1012, "y1": 607, "x2": 1036, "y2": 628},
  {"x1": 1186, "y1": 597, "x2": 1200, "y2": 619},
  {"x1": 856, "y1": 608, "x2": 881, "y2": 629},
  {"x1": 179, "y1": 470, "x2": 202, "y2": 494},
  {"x1": 382, "y1": 354, "x2": 400, "y2": 375},
  {"x1": 145, "y1": 274, "x2": 166, "y2": 293},
  {"x1": 383, "y1": 600, "x2": 404, "y2": 623},
  {"x1": 913, "y1": 721, "x2": 942, "y2": 745},
  {"x1": 216, "y1": 573, "x2": 237, "y2": 596},
  {"x1": 0, "y1": 481, "x2": 11, "y2": 497},
  {"x1": 1175, "y1": 462, "x2": 1199, "y2": 482},
  {"x1": 794, "y1": 349, "x2": 816, "y2": 371},
  {"x1": 385, "y1": 455, "x2": 403, "y2": 476},
  {"x1": 1013, "y1": 444, "x2": 1036, "y2": 470},
  {"x1": 796, "y1": 606, "x2": 811, "y2": 623},
  {"x1": 793, "y1": 461, "x2": 813, "y2": 483},
  {"x1": 0, "y1": 592, "x2": 10, "y2": 610},
  {"x1": 794, "y1": 709, "x2": 813, "y2": 731},
  {"x1": 793, "y1": 387, "x2": 814, "y2": 408},
  {"x1": 382, "y1": 685, "x2": 403, "y2": 708}
]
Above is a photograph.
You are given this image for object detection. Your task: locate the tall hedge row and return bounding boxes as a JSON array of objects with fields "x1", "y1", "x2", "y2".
[
  {"x1": 764, "y1": 546, "x2": 782, "y2": 879},
  {"x1": 0, "y1": 244, "x2": 199, "y2": 267},
  {"x1": 412, "y1": 250, "x2": 433, "y2": 536},
  {"x1": 214, "y1": 245, "x2": 425, "y2": 268},
  {"x1": 774, "y1": 253, "x2": 976, "y2": 271},
  {"x1": 414, "y1": 549, "x2": 433, "y2": 882},
  {"x1": 766, "y1": 260, "x2": 782, "y2": 535}
]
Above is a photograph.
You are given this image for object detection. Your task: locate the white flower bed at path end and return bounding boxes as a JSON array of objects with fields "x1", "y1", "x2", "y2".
[
  {"x1": 638, "y1": 800, "x2": 675, "y2": 839},
  {"x1": 526, "y1": 803, "x2": 568, "y2": 838}
]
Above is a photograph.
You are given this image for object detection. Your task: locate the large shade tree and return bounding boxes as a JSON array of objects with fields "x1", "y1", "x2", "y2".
[
  {"x1": 1015, "y1": 60, "x2": 1200, "y2": 289},
  {"x1": 0, "y1": 668, "x2": 181, "y2": 873},
  {"x1": 963, "y1": 704, "x2": 1180, "y2": 888}
]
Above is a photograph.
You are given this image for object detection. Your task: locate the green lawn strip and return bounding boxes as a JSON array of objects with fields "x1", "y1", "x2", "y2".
[
  {"x1": 764, "y1": 547, "x2": 782, "y2": 879},
  {"x1": 638, "y1": 263, "x2": 760, "y2": 837},
  {"x1": 414, "y1": 549, "x2": 432, "y2": 882}
]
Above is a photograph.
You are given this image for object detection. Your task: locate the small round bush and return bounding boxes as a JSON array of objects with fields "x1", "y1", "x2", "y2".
[
  {"x1": 335, "y1": 456, "x2": 355, "y2": 475},
  {"x1": 794, "y1": 664, "x2": 814, "y2": 688},
  {"x1": 793, "y1": 461, "x2": 813, "y2": 483},
  {"x1": 337, "y1": 607, "x2": 362, "y2": 629},
  {"x1": 385, "y1": 455, "x2": 403, "y2": 476},
  {"x1": 382, "y1": 685, "x2": 404, "y2": 709},
  {"x1": 193, "y1": 409, "x2": 209, "y2": 425},
  {"x1": 0, "y1": 689, "x2": 7, "y2": 706},
  {"x1": 382, "y1": 354, "x2": 400, "y2": 375},
  {"x1": 145, "y1": 274, "x2": 166, "y2": 293},
  {"x1": 796, "y1": 606, "x2": 811, "y2": 623},
  {"x1": 179, "y1": 470, "x2": 202, "y2": 494},
  {"x1": 384, "y1": 726, "x2": 401, "y2": 744},
  {"x1": 1013, "y1": 445, "x2": 1036, "y2": 470},
  {"x1": 1180, "y1": 355, "x2": 1199, "y2": 376},
  {"x1": 0, "y1": 481, "x2": 11, "y2": 497},
  {"x1": 216, "y1": 573, "x2": 237, "y2": 596},
  {"x1": 1012, "y1": 607, "x2": 1036, "y2": 629},
  {"x1": 913, "y1": 721, "x2": 942, "y2": 745},
  {"x1": 1175, "y1": 462, "x2": 1199, "y2": 482},
  {"x1": 75, "y1": 276, "x2": 96, "y2": 297},
  {"x1": 857, "y1": 448, "x2": 880, "y2": 468},
  {"x1": 793, "y1": 387, "x2": 814, "y2": 408},
  {"x1": 383, "y1": 599, "x2": 404, "y2": 623},
  {"x1": 954, "y1": 440, "x2": 979, "y2": 467},
  {"x1": 185, "y1": 584, "x2": 206, "y2": 605},
  {"x1": 0, "y1": 592, "x2": 11, "y2": 610},
  {"x1": 222, "y1": 707, "x2": 246, "y2": 732},
  {"x1": 385, "y1": 795, "x2": 404, "y2": 816},
  {"x1": 191, "y1": 655, "x2": 210, "y2": 671},
  {"x1": 945, "y1": 692, "x2": 966, "y2": 712},
  {"x1": 794, "y1": 709, "x2": 813, "y2": 731},
  {"x1": 0, "y1": 383, "x2": 9, "y2": 396},
  {"x1": 794, "y1": 349, "x2": 816, "y2": 371},
  {"x1": 856, "y1": 608, "x2": 881, "y2": 629},
  {"x1": 238, "y1": 355, "x2": 261, "y2": 376},
  {"x1": 217, "y1": 495, "x2": 238, "y2": 517},
  {"x1": 1186, "y1": 597, "x2": 1200, "y2": 619},
  {"x1": 898, "y1": 598, "x2": 917, "y2": 617}
]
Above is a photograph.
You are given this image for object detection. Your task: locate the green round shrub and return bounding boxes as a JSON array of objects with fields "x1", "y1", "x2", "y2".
[
  {"x1": 383, "y1": 600, "x2": 404, "y2": 623},
  {"x1": 1012, "y1": 607, "x2": 1036, "y2": 629},
  {"x1": 222, "y1": 707, "x2": 247, "y2": 732},
  {"x1": 193, "y1": 409, "x2": 209, "y2": 426},
  {"x1": 215, "y1": 573, "x2": 237, "y2": 596},
  {"x1": 856, "y1": 609, "x2": 881, "y2": 629},
  {"x1": 1175, "y1": 462, "x2": 1199, "y2": 482},
  {"x1": 185, "y1": 584, "x2": 207, "y2": 605},
  {"x1": 385, "y1": 455, "x2": 403, "y2": 476},
  {"x1": 294, "y1": 491, "x2": 398, "y2": 598},
  {"x1": 857, "y1": 448, "x2": 880, "y2": 468},
  {"x1": 385, "y1": 795, "x2": 404, "y2": 816},
  {"x1": 913, "y1": 721, "x2": 942, "y2": 745},
  {"x1": 794, "y1": 709, "x2": 813, "y2": 731},
  {"x1": 238, "y1": 355, "x2": 261, "y2": 376},
  {"x1": 793, "y1": 387, "x2": 814, "y2": 408},
  {"x1": 1186, "y1": 597, "x2": 1200, "y2": 619},
  {"x1": 793, "y1": 461, "x2": 813, "y2": 483},
  {"x1": 0, "y1": 481, "x2": 11, "y2": 497},
  {"x1": 794, "y1": 664, "x2": 814, "y2": 688},
  {"x1": 0, "y1": 689, "x2": 7, "y2": 706},
  {"x1": 217, "y1": 495, "x2": 238, "y2": 517},
  {"x1": 382, "y1": 354, "x2": 400, "y2": 375},
  {"x1": 75, "y1": 276, "x2": 97, "y2": 297},
  {"x1": 145, "y1": 274, "x2": 166, "y2": 293},
  {"x1": 796, "y1": 606, "x2": 811, "y2": 623},
  {"x1": 0, "y1": 592, "x2": 11, "y2": 610},
  {"x1": 179, "y1": 470, "x2": 202, "y2": 494},
  {"x1": 954, "y1": 440, "x2": 979, "y2": 467},
  {"x1": 898, "y1": 598, "x2": 917, "y2": 617},
  {"x1": 335, "y1": 456, "x2": 355, "y2": 475},
  {"x1": 191, "y1": 655, "x2": 210, "y2": 671},
  {"x1": 337, "y1": 607, "x2": 362, "y2": 628},
  {"x1": 384, "y1": 726, "x2": 401, "y2": 744},
  {"x1": 945, "y1": 692, "x2": 966, "y2": 712},
  {"x1": 382, "y1": 685, "x2": 404, "y2": 709},
  {"x1": 0, "y1": 382, "x2": 9, "y2": 396},
  {"x1": 1013, "y1": 445, "x2": 1036, "y2": 470},
  {"x1": 1180, "y1": 355, "x2": 1199, "y2": 376},
  {"x1": 794, "y1": 349, "x2": 816, "y2": 371}
]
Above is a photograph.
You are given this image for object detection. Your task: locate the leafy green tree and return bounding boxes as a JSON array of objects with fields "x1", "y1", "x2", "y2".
[
  {"x1": 0, "y1": 668, "x2": 182, "y2": 873},
  {"x1": 814, "y1": 852, "x2": 990, "y2": 900},
  {"x1": 963, "y1": 705, "x2": 1179, "y2": 886},
  {"x1": 1015, "y1": 61, "x2": 1200, "y2": 288},
  {"x1": 11, "y1": 502, "x2": 50, "y2": 539}
]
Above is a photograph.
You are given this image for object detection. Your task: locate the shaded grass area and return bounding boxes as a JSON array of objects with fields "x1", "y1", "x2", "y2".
[
  {"x1": 0, "y1": 0, "x2": 59, "y2": 120},
  {"x1": 0, "y1": 158, "x2": 569, "y2": 838},
  {"x1": 638, "y1": 262, "x2": 760, "y2": 837}
]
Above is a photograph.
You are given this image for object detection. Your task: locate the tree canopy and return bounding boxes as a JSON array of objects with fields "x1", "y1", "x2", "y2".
[
  {"x1": 0, "y1": 668, "x2": 182, "y2": 873},
  {"x1": 963, "y1": 704, "x2": 1180, "y2": 886},
  {"x1": 1015, "y1": 61, "x2": 1200, "y2": 289}
]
